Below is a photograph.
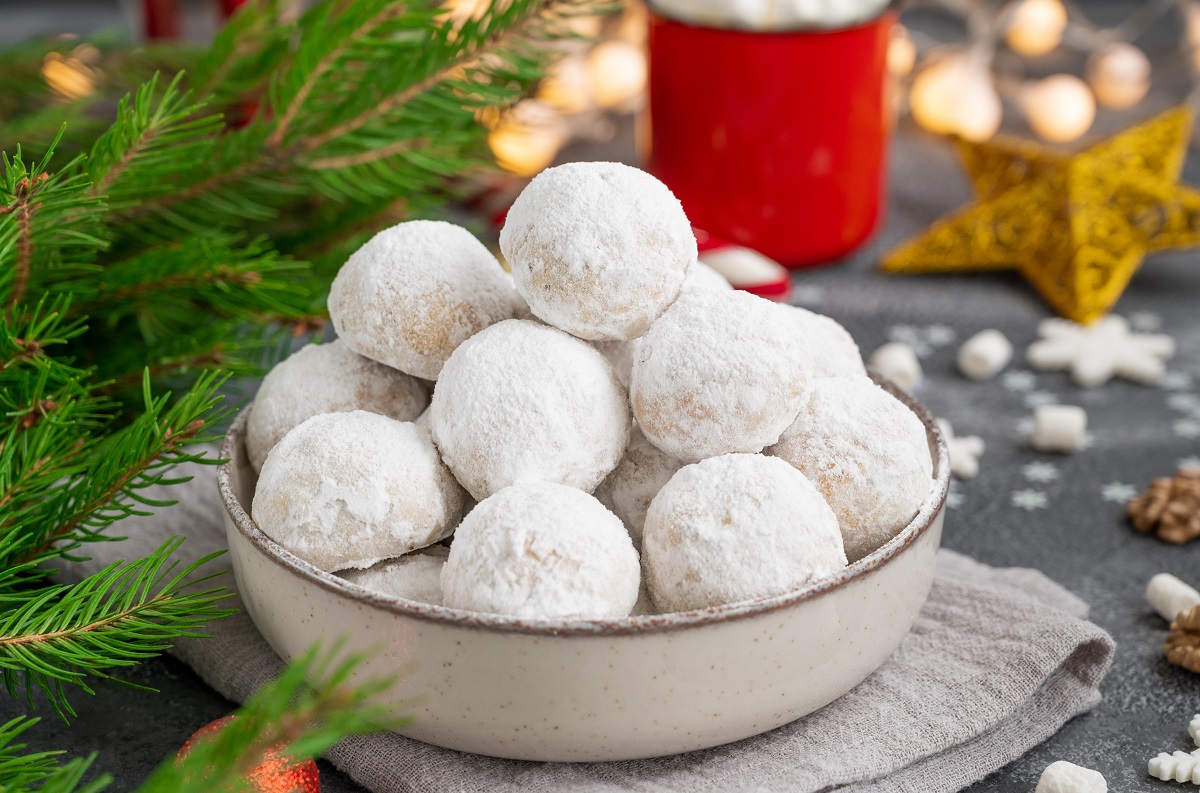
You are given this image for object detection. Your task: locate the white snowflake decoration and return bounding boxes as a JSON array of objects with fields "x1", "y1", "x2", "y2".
[
  {"x1": 1100, "y1": 482, "x2": 1138, "y2": 503},
  {"x1": 1160, "y1": 370, "x2": 1195, "y2": 391},
  {"x1": 1024, "y1": 390, "x2": 1060, "y2": 408},
  {"x1": 1022, "y1": 462, "x2": 1061, "y2": 483},
  {"x1": 925, "y1": 325, "x2": 957, "y2": 346},
  {"x1": 1175, "y1": 419, "x2": 1200, "y2": 439},
  {"x1": 1002, "y1": 370, "x2": 1038, "y2": 392},
  {"x1": 887, "y1": 324, "x2": 957, "y2": 359},
  {"x1": 936, "y1": 419, "x2": 985, "y2": 479},
  {"x1": 1026, "y1": 315, "x2": 1176, "y2": 387},
  {"x1": 946, "y1": 480, "x2": 965, "y2": 510},
  {"x1": 1128, "y1": 311, "x2": 1163, "y2": 332},
  {"x1": 1148, "y1": 750, "x2": 1200, "y2": 784},
  {"x1": 1012, "y1": 489, "x2": 1049, "y2": 510},
  {"x1": 1167, "y1": 393, "x2": 1200, "y2": 416}
]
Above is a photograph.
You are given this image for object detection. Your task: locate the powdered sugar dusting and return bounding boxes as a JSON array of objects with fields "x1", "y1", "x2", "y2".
[
  {"x1": 593, "y1": 259, "x2": 732, "y2": 387},
  {"x1": 246, "y1": 340, "x2": 427, "y2": 471},
  {"x1": 252, "y1": 411, "x2": 466, "y2": 571},
  {"x1": 768, "y1": 377, "x2": 933, "y2": 563},
  {"x1": 783, "y1": 305, "x2": 866, "y2": 379},
  {"x1": 593, "y1": 424, "x2": 683, "y2": 549},
  {"x1": 440, "y1": 482, "x2": 640, "y2": 619},
  {"x1": 501, "y1": 162, "x2": 696, "y2": 341},
  {"x1": 631, "y1": 289, "x2": 813, "y2": 463},
  {"x1": 642, "y1": 454, "x2": 846, "y2": 613},
  {"x1": 430, "y1": 319, "x2": 631, "y2": 500},
  {"x1": 328, "y1": 220, "x2": 516, "y2": 380},
  {"x1": 338, "y1": 545, "x2": 450, "y2": 605}
]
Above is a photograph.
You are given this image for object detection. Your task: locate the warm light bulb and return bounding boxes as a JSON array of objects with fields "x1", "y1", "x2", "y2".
[
  {"x1": 538, "y1": 56, "x2": 592, "y2": 114},
  {"x1": 587, "y1": 41, "x2": 647, "y2": 110},
  {"x1": 1086, "y1": 43, "x2": 1150, "y2": 109},
  {"x1": 1022, "y1": 74, "x2": 1096, "y2": 143},
  {"x1": 909, "y1": 53, "x2": 1001, "y2": 141},
  {"x1": 1187, "y1": 1, "x2": 1200, "y2": 48},
  {"x1": 488, "y1": 101, "x2": 569, "y2": 177},
  {"x1": 1005, "y1": 0, "x2": 1068, "y2": 56},
  {"x1": 888, "y1": 25, "x2": 917, "y2": 77}
]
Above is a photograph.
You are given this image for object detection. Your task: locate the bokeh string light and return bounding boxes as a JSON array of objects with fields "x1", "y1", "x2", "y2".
[{"x1": 896, "y1": 0, "x2": 1200, "y2": 144}]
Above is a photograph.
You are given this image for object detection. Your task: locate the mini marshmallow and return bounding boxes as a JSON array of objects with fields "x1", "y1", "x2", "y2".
[
  {"x1": 1035, "y1": 761, "x2": 1107, "y2": 792},
  {"x1": 1147, "y1": 573, "x2": 1200, "y2": 622},
  {"x1": 1032, "y1": 405, "x2": 1087, "y2": 453},
  {"x1": 868, "y1": 341, "x2": 922, "y2": 392},
  {"x1": 1191, "y1": 714, "x2": 1200, "y2": 748},
  {"x1": 957, "y1": 329, "x2": 1013, "y2": 381},
  {"x1": 936, "y1": 419, "x2": 985, "y2": 479}
]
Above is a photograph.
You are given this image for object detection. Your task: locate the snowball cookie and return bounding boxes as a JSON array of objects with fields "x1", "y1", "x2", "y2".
[
  {"x1": 500, "y1": 162, "x2": 696, "y2": 341},
  {"x1": 593, "y1": 425, "x2": 683, "y2": 549},
  {"x1": 246, "y1": 340, "x2": 427, "y2": 472},
  {"x1": 592, "y1": 260, "x2": 731, "y2": 387},
  {"x1": 431, "y1": 319, "x2": 631, "y2": 500},
  {"x1": 684, "y1": 258, "x2": 733, "y2": 292},
  {"x1": 768, "y1": 377, "x2": 934, "y2": 563},
  {"x1": 252, "y1": 412, "x2": 467, "y2": 572},
  {"x1": 440, "y1": 482, "x2": 640, "y2": 619},
  {"x1": 783, "y1": 306, "x2": 867, "y2": 379},
  {"x1": 338, "y1": 545, "x2": 449, "y2": 605},
  {"x1": 642, "y1": 454, "x2": 846, "y2": 613},
  {"x1": 631, "y1": 288, "x2": 813, "y2": 463},
  {"x1": 328, "y1": 220, "x2": 516, "y2": 380}
]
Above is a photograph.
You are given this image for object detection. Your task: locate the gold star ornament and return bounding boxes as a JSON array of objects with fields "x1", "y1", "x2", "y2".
[{"x1": 883, "y1": 108, "x2": 1200, "y2": 324}]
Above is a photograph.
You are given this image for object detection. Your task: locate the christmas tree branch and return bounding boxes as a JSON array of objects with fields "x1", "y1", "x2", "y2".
[
  {"x1": 0, "y1": 536, "x2": 233, "y2": 720},
  {"x1": 0, "y1": 716, "x2": 107, "y2": 793},
  {"x1": 267, "y1": 3, "x2": 407, "y2": 150}
]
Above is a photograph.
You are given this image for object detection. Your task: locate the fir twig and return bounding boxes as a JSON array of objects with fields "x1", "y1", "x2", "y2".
[{"x1": 0, "y1": 536, "x2": 233, "y2": 720}]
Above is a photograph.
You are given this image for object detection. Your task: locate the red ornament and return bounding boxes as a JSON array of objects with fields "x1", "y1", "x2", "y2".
[{"x1": 177, "y1": 715, "x2": 321, "y2": 793}]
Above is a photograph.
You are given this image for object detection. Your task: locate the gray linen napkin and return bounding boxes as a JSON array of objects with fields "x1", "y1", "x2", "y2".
[{"x1": 60, "y1": 463, "x2": 1114, "y2": 793}]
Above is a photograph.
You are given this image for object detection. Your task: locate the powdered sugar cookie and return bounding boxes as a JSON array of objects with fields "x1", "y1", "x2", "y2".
[
  {"x1": 328, "y1": 220, "x2": 516, "y2": 380},
  {"x1": 593, "y1": 425, "x2": 683, "y2": 549},
  {"x1": 440, "y1": 482, "x2": 640, "y2": 619},
  {"x1": 252, "y1": 411, "x2": 466, "y2": 572},
  {"x1": 500, "y1": 162, "x2": 696, "y2": 341},
  {"x1": 631, "y1": 288, "x2": 812, "y2": 463},
  {"x1": 430, "y1": 319, "x2": 630, "y2": 500},
  {"x1": 642, "y1": 454, "x2": 846, "y2": 613},
  {"x1": 246, "y1": 340, "x2": 427, "y2": 472},
  {"x1": 768, "y1": 377, "x2": 933, "y2": 562},
  {"x1": 338, "y1": 545, "x2": 450, "y2": 605},
  {"x1": 593, "y1": 260, "x2": 732, "y2": 387},
  {"x1": 783, "y1": 306, "x2": 866, "y2": 379}
]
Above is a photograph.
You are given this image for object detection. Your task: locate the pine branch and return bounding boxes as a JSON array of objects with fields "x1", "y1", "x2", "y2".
[
  {"x1": 0, "y1": 537, "x2": 233, "y2": 720},
  {"x1": 0, "y1": 717, "x2": 108, "y2": 793},
  {"x1": 6, "y1": 371, "x2": 227, "y2": 568}
]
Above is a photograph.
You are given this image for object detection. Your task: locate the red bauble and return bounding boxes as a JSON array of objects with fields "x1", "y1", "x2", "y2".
[{"x1": 177, "y1": 715, "x2": 321, "y2": 793}]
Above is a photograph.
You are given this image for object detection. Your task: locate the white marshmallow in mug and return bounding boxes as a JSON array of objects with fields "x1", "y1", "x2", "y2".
[
  {"x1": 1146, "y1": 573, "x2": 1200, "y2": 622},
  {"x1": 868, "y1": 342, "x2": 922, "y2": 392},
  {"x1": 957, "y1": 329, "x2": 1013, "y2": 381},
  {"x1": 1031, "y1": 405, "x2": 1087, "y2": 453}
]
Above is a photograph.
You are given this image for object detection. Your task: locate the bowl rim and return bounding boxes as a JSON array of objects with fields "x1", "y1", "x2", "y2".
[{"x1": 218, "y1": 375, "x2": 949, "y2": 637}]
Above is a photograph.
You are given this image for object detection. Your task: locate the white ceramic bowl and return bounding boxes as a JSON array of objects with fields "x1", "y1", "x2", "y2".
[{"x1": 219, "y1": 379, "x2": 949, "y2": 762}]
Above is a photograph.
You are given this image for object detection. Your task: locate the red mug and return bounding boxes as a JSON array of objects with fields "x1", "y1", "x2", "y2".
[{"x1": 646, "y1": 8, "x2": 894, "y2": 268}]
